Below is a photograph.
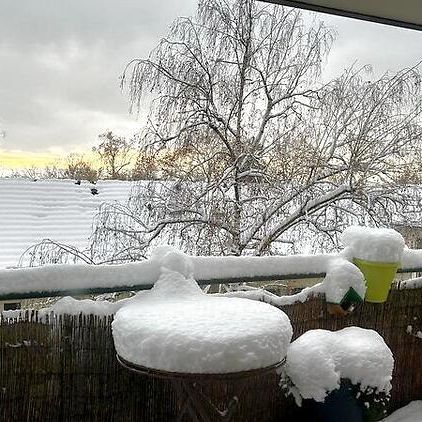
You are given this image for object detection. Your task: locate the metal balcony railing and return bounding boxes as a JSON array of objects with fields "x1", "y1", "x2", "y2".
[{"x1": 1, "y1": 249, "x2": 422, "y2": 301}]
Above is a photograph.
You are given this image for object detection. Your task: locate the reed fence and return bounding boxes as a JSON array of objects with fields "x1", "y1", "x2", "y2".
[{"x1": 1, "y1": 287, "x2": 421, "y2": 421}]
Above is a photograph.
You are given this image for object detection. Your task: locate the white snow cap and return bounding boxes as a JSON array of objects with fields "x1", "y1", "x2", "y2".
[
  {"x1": 341, "y1": 226, "x2": 405, "y2": 263},
  {"x1": 146, "y1": 268, "x2": 203, "y2": 298},
  {"x1": 112, "y1": 269, "x2": 293, "y2": 374},
  {"x1": 323, "y1": 259, "x2": 366, "y2": 303},
  {"x1": 285, "y1": 327, "x2": 394, "y2": 404},
  {"x1": 150, "y1": 245, "x2": 194, "y2": 278}
]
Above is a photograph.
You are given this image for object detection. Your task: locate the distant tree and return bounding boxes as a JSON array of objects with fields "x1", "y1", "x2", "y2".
[
  {"x1": 10, "y1": 166, "x2": 44, "y2": 180},
  {"x1": 132, "y1": 150, "x2": 160, "y2": 180},
  {"x1": 391, "y1": 145, "x2": 422, "y2": 185},
  {"x1": 10, "y1": 154, "x2": 99, "y2": 182},
  {"x1": 63, "y1": 153, "x2": 100, "y2": 182},
  {"x1": 93, "y1": 131, "x2": 134, "y2": 180}
]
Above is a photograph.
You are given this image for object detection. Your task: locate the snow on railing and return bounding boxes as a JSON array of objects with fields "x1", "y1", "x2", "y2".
[
  {"x1": 1, "y1": 248, "x2": 422, "y2": 301},
  {"x1": 0, "y1": 253, "x2": 334, "y2": 300}
]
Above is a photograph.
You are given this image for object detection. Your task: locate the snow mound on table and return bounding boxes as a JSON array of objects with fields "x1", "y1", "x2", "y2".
[
  {"x1": 341, "y1": 226, "x2": 405, "y2": 263},
  {"x1": 285, "y1": 327, "x2": 393, "y2": 403},
  {"x1": 381, "y1": 401, "x2": 422, "y2": 422},
  {"x1": 112, "y1": 271, "x2": 292, "y2": 374},
  {"x1": 150, "y1": 245, "x2": 194, "y2": 279}
]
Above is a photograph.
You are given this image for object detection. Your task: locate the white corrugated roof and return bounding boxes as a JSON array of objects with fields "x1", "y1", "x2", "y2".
[{"x1": 0, "y1": 179, "x2": 133, "y2": 268}]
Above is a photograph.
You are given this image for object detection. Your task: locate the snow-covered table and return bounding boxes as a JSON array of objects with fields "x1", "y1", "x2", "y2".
[{"x1": 112, "y1": 267, "x2": 293, "y2": 421}]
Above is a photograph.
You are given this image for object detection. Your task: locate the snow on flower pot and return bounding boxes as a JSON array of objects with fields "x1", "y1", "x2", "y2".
[
  {"x1": 353, "y1": 258, "x2": 399, "y2": 303},
  {"x1": 341, "y1": 226, "x2": 405, "y2": 304},
  {"x1": 323, "y1": 260, "x2": 366, "y2": 315},
  {"x1": 283, "y1": 327, "x2": 394, "y2": 422}
]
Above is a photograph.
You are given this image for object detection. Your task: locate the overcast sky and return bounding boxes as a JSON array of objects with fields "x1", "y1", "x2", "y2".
[{"x1": 1, "y1": 0, "x2": 422, "y2": 155}]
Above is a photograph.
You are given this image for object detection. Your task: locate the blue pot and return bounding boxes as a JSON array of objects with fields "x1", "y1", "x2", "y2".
[{"x1": 304, "y1": 380, "x2": 364, "y2": 422}]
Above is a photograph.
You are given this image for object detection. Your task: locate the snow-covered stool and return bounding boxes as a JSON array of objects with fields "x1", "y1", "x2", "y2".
[{"x1": 112, "y1": 266, "x2": 293, "y2": 421}]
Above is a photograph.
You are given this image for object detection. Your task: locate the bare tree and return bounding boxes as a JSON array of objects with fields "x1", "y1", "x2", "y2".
[
  {"x1": 85, "y1": 0, "x2": 422, "y2": 261},
  {"x1": 132, "y1": 149, "x2": 161, "y2": 180},
  {"x1": 63, "y1": 153, "x2": 100, "y2": 182},
  {"x1": 23, "y1": 0, "x2": 422, "y2": 265},
  {"x1": 93, "y1": 131, "x2": 135, "y2": 180}
]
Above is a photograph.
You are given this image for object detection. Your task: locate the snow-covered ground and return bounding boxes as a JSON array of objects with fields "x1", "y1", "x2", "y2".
[
  {"x1": 381, "y1": 401, "x2": 422, "y2": 422},
  {"x1": 0, "y1": 178, "x2": 132, "y2": 269}
]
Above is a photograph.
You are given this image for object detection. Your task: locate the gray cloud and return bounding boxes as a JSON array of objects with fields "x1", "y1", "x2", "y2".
[
  {"x1": 0, "y1": 0, "x2": 195, "y2": 49},
  {"x1": 0, "y1": 0, "x2": 195, "y2": 152},
  {"x1": 0, "y1": 0, "x2": 421, "y2": 153},
  {"x1": 322, "y1": 14, "x2": 422, "y2": 79}
]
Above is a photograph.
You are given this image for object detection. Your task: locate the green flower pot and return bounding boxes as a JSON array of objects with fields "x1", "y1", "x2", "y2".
[{"x1": 353, "y1": 258, "x2": 399, "y2": 303}]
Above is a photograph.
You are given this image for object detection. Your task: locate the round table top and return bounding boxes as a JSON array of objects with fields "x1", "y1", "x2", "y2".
[{"x1": 112, "y1": 294, "x2": 292, "y2": 374}]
